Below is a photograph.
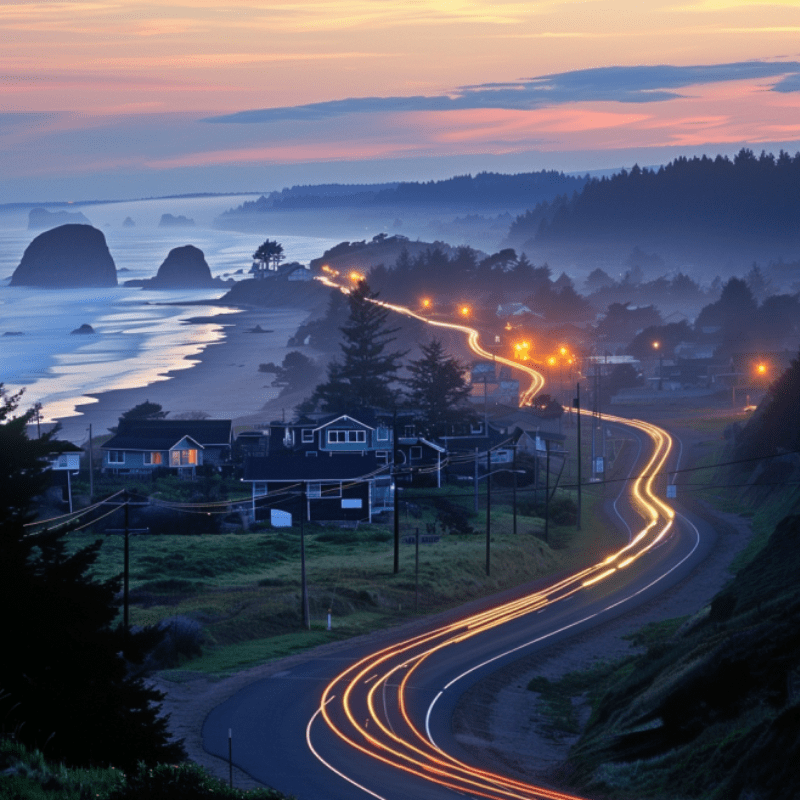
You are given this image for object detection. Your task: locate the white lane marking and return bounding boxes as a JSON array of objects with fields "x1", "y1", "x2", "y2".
[
  {"x1": 425, "y1": 513, "x2": 701, "y2": 751},
  {"x1": 306, "y1": 698, "x2": 389, "y2": 800}
]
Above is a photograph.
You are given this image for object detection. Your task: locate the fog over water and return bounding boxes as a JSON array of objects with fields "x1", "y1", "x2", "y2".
[{"x1": 0, "y1": 195, "x2": 341, "y2": 422}]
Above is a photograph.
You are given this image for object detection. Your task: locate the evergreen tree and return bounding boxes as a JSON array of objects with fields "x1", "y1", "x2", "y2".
[
  {"x1": 305, "y1": 280, "x2": 406, "y2": 413},
  {"x1": 405, "y1": 339, "x2": 474, "y2": 436},
  {"x1": 0, "y1": 386, "x2": 184, "y2": 770}
]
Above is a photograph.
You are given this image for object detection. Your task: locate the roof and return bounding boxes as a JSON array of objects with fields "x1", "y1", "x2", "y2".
[
  {"x1": 243, "y1": 453, "x2": 388, "y2": 482},
  {"x1": 103, "y1": 418, "x2": 232, "y2": 451}
]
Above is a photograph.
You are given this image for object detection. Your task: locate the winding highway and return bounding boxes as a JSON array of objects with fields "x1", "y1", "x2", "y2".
[{"x1": 203, "y1": 294, "x2": 710, "y2": 800}]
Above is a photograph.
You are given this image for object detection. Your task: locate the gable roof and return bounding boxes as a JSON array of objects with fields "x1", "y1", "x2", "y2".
[
  {"x1": 103, "y1": 418, "x2": 232, "y2": 451},
  {"x1": 243, "y1": 453, "x2": 388, "y2": 482}
]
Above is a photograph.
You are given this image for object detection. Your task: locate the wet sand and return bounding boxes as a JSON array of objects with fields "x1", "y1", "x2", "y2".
[{"x1": 52, "y1": 306, "x2": 314, "y2": 443}]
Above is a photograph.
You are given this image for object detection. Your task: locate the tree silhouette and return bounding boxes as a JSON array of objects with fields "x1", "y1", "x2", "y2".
[
  {"x1": 405, "y1": 339, "x2": 474, "y2": 437},
  {"x1": 252, "y1": 239, "x2": 284, "y2": 272},
  {"x1": 0, "y1": 386, "x2": 184, "y2": 769},
  {"x1": 304, "y1": 281, "x2": 406, "y2": 413}
]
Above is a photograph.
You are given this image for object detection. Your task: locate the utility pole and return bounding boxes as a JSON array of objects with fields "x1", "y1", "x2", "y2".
[
  {"x1": 300, "y1": 482, "x2": 309, "y2": 629},
  {"x1": 574, "y1": 383, "x2": 582, "y2": 531},
  {"x1": 544, "y1": 446, "x2": 551, "y2": 543},
  {"x1": 512, "y1": 446, "x2": 518, "y2": 537},
  {"x1": 485, "y1": 447, "x2": 491, "y2": 576},
  {"x1": 87, "y1": 423, "x2": 94, "y2": 502},
  {"x1": 393, "y1": 412, "x2": 400, "y2": 574},
  {"x1": 107, "y1": 491, "x2": 148, "y2": 639}
]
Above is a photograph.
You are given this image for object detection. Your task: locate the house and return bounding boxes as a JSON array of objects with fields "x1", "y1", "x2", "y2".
[
  {"x1": 101, "y1": 418, "x2": 233, "y2": 476},
  {"x1": 250, "y1": 260, "x2": 311, "y2": 281},
  {"x1": 242, "y1": 453, "x2": 391, "y2": 523},
  {"x1": 248, "y1": 414, "x2": 395, "y2": 460},
  {"x1": 469, "y1": 362, "x2": 520, "y2": 408},
  {"x1": 395, "y1": 436, "x2": 446, "y2": 488}
]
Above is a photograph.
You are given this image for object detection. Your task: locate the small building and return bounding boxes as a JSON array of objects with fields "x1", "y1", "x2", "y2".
[
  {"x1": 101, "y1": 419, "x2": 233, "y2": 477},
  {"x1": 243, "y1": 453, "x2": 391, "y2": 524}
]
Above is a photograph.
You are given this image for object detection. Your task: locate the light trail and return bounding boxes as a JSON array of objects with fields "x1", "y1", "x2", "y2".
[{"x1": 308, "y1": 280, "x2": 678, "y2": 799}]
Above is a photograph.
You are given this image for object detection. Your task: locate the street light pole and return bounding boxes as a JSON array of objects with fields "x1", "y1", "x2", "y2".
[{"x1": 486, "y1": 448, "x2": 491, "y2": 576}]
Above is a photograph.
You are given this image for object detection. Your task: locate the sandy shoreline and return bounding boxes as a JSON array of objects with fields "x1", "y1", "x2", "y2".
[{"x1": 52, "y1": 305, "x2": 316, "y2": 443}]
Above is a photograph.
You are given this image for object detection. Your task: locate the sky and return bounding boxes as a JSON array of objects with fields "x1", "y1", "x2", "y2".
[{"x1": 2, "y1": 0, "x2": 800, "y2": 202}]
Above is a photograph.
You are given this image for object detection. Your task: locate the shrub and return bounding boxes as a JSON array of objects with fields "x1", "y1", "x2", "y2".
[
  {"x1": 105, "y1": 761, "x2": 288, "y2": 800},
  {"x1": 144, "y1": 616, "x2": 205, "y2": 670}
]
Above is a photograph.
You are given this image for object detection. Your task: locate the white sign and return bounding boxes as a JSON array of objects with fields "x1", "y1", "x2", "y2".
[
  {"x1": 666, "y1": 484, "x2": 677, "y2": 499},
  {"x1": 594, "y1": 457, "x2": 604, "y2": 474},
  {"x1": 271, "y1": 509, "x2": 292, "y2": 527},
  {"x1": 50, "y1": 453, "x2": 80, "y2": 471}
]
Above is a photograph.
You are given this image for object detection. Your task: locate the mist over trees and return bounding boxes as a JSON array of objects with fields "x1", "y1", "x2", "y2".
[{"x1": 507, "y1": 149, "x2": 800, "y2": 251}]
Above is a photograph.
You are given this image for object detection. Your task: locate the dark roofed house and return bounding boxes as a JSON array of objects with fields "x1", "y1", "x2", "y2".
[
  {"x1": 243, "y1": 452, "x2": 391, "y2": 524},
  {"x1": 101, "y1": 418, "x2": 232, "y2": 477}
]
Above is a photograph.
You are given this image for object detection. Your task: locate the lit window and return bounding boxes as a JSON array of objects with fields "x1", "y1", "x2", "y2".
[
  {"x1": 144, "y1": 452, "x2": 162, "y2": 465},
  {"x1": 170, "y1": 449, "x2": 198, "y2": 466}
]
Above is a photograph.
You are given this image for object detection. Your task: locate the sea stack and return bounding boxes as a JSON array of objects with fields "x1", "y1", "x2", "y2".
[
  {"x1": 147, "y1": 245, "x2": 217, "y2": 288},
  {"x1": 11, "y1": 224, "x2": 117, "y2": 288}
]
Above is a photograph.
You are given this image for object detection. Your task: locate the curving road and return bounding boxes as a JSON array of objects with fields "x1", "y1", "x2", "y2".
[{"x1": 204, "y1": 296, "x2": 710, "y2": 799}]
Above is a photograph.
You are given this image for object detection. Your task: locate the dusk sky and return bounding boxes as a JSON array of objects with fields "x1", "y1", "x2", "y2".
[{"x1": 3, "y1": 0, "x2": 800, "y2": 202}]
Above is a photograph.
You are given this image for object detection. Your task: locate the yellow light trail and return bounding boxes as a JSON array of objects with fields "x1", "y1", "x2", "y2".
[{"x1": 309, "y1": 279, "x2": 677, "y2": 799}]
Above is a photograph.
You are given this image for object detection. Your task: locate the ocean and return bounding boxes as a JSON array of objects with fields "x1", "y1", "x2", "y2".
[{"x1": 0, "y1": 195, "x2": 341, "y2": 423}]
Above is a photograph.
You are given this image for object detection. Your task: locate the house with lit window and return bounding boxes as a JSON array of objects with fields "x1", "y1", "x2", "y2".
[{"x1": 101, "y1": 419, "x2": 232, "y2": 477}]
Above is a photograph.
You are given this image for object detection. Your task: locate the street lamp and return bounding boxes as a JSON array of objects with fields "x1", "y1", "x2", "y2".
[{"x1": 652, "y1": 341, "x2": 663, "y2": 390}]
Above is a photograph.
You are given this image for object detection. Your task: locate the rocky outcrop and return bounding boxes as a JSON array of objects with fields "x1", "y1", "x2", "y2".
[
  {"x1": 11, "y1": 225, "x2": 117, "y2": 288},
  {"x1": 159, "y1": 214, "x2": 195, "y2": 228},
  {"x1": 124, "y1": 245, "x2": 226, "y2": 289},
  {"x1": 70, "y1": 323, "x2": 95, "y2": 335},
  {"x1": 123, "y1": 217, "x2": 135, "y2": 227},
  {"x1": 28, "y1": 207, "x2": 91, "y2": 230}
]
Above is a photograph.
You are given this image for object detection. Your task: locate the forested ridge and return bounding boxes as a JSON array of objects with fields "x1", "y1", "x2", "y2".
[{"x1": 508, "y1": 149, "x2": 800, "y2": 247}]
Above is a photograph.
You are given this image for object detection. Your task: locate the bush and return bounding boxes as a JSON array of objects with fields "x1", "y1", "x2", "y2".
[
  {"x1": 432, "y1": 498, "x2": 476, "y2": 536},
  {"x1": 143, "y1": 616, "x2": 205, "y2": 670},
  {"x1": 105, "y1": 762, "x2": 288, "y2": 800}
]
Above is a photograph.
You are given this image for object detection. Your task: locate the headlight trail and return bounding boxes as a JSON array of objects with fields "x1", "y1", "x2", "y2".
[{"x1": 308, "y1": 282, "x2": 677, "y2": 799}]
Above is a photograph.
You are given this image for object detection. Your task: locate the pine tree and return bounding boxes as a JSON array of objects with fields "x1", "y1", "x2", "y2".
[
  {"x1": 305, "y1": 281, "x2": 406, "y2": 413},
  {"x1": 0, "y1": 386, "x2": 184, "y2": 770},
  {"x1": 405, "y1": 339, "x2": 474, "y2": 437}
]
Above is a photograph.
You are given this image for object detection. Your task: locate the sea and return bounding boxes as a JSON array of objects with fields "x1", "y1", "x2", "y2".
[{"x1": 0, "y1": 195, "x2": 341, "y2": 425}]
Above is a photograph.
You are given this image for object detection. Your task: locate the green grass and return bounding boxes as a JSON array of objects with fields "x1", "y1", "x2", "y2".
[{"x1": 63, "y1": 484, "x2": 617, "y2": 675}]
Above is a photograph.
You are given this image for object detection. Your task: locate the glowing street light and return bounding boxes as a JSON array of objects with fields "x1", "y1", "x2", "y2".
[
  {"x1": 756, "y1": 362, "x2": 767, "y2": 375},
  {"x1": 421, "y1": 297, "x2": 432, "y2": 310},
  {"x1": 348, "y1": 270, "x2": 365, "y2": 283},
  {"x1": 459, "y1": 305, "x2": 471, "y2": 317},
  {"x1": 653, "y1": 341, "x2": 663, "y2": 390}
]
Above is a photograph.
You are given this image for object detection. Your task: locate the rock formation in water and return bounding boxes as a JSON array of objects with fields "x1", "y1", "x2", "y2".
[
  {"x1": 70, "y1": 324, "x2": 95, "y2": 335},
  {"x1": 158, "y1": 213, "x2": 195, "y2": 228},
  {"x1": 11, "y1": 224, "x2": 118, "y2": 288},
  {"x1": 122, "y1": 217, "x2": 136, "y2": 227},
  {"x1": 28, "y1": 207, "x2": 92, "y2": 230},
  {"x1": 124, "y1": 244, "x2": 226, "y2": 289}
]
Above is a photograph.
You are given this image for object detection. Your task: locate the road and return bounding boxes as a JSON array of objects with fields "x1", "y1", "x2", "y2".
[{"x1": 203, "y1": 297, "x2": 707, "y2": 799}]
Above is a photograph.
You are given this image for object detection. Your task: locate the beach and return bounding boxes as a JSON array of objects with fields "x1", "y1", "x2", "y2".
[{"x1": 51, "y1": 306, "x2": 317, "y2": 444}]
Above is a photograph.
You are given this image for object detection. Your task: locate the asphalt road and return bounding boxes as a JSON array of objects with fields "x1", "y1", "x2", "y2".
[{"x1": 203, "y1": 417, "x2": 715, "y2": 800}]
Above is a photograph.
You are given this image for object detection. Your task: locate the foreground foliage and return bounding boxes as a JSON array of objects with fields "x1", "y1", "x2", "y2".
[
  {"x1": 0, "y1": 740, "x2": 291, "y2": 800},
  {"x1": 0, "y1": 386, "x2": 184, "y2": 770}
]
